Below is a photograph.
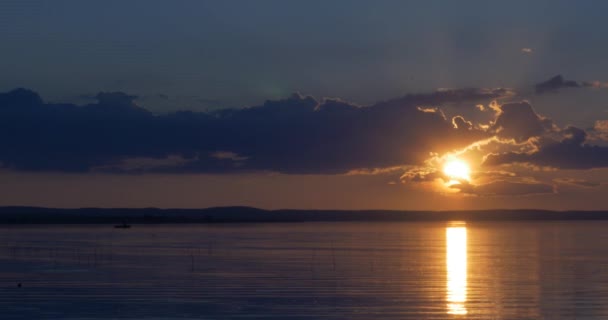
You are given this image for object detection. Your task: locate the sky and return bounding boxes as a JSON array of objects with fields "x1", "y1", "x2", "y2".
[{"x1": 1, "y1": 0, "x2": 608, "y2": 210}]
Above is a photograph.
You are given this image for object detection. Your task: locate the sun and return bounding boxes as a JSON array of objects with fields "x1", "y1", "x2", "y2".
[{"x1": 443, "y1": 158, "x2": 471, "y2": 182}]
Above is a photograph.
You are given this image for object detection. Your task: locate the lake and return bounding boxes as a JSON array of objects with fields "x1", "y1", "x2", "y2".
[{"x1": 1, "y1": 221, "x2": 608, "y2": 319}]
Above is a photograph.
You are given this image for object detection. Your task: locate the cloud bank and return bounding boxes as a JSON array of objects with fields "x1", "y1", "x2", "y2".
[
  {"x1": 2, "y1": 77, "x2": 607, "y2": 198},
  {"x1": 0, "y1": 88, "x2": 494, "y2": 174}
]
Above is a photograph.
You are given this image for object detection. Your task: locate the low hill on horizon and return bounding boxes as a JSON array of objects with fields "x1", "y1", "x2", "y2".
[{"x1": 0, "y1": 206, "x2": 608, "y2": 224}]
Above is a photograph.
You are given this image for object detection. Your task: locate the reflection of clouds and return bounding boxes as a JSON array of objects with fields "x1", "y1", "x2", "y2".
[{"x1": 447, "y1": 226, "x2": 467, "y2": 315}]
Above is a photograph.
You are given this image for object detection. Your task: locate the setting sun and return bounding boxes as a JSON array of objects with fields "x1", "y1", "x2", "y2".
[{"x1": 443, "y1": 158, "x2": 471, "y2": 182}]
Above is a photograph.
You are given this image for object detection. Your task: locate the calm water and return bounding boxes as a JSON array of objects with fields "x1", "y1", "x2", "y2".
[{"x1": 1, "y1": 221, "x2": 608, "y2": 319}]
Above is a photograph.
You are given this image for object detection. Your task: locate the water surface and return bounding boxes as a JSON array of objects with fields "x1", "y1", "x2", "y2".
[{"x1": 1, "y1": 221, "x2": 608, "y2": 319}]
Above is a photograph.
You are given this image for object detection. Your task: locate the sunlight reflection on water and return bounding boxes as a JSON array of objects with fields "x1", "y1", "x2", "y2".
[{"x1": 446, "y1": 225, "x2": 467, "y2": 315}]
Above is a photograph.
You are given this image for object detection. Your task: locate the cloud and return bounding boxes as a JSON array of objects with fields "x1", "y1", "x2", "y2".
[
  {"x1": 553, "y1": 178, "x2": 601, "y2": 188},
  {"x1": 399, "y1": 94, "x2": 608, "y2": 196},
  {"x1": 451, "y1": 180, "x2": 554, "y2": 196},
  {"x1": 582, "y1": 81, "x2": 608, "y2": 88},
  {"x1": 0, "y1": 88, "x2": 492, "y2": 174},
  {"x1": 95, "y1": 92, "x2": 138, "y2": 107},
  {"x1": 2, "y1": 76, "x2": 604, "y2": 202},
  {"x1": 376, "y1": 87, "x2": 514, "y2": 109},
  {"x1": 452, "y1": 116, "x2": 473, "y2": 130},
  {"x1": 521, "y1": 48, "x2": 533, "y2": 54},
  {"x1": 471, "y1": 170, "x2": 516, "y2": 181},
  {"x1": 137, "y1": 94, "x2": 226, "y2": 111},
  {"x1": 534, "y1": 74, "x2": 608, "y2": 94},
  {"x1": 210, "y1": 151, "x2": 249, "y2": 162},
  {"x1": 94, "y1": 155, "x2": 197, "y2": 173},
  {"x1": 535, "y1": 75, "x2": 580, "y2": 94},
  {"x1": 484, "y1": 125, "x2": 608, "y2": 169},
  {"x1": 400, "y1": 158, "x2": 555, "y2": 197},
  {"x1": 490, "y1": 101, "x2": 554, "y2": 143},
  {"x1": 595, "y1": 120, "x2": 608, "y2": 130},
  {"x1": 0, "y1": 88, "x2": 43, "y2": 107},
  {"x1": 400, "y1": 167, "x2": 443, "y2": 183},
  {"x1": 591, "y1": 120, "x2": 608, "y2": 141}
]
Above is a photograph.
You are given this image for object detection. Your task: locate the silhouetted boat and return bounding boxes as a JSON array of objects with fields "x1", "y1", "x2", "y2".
[{"x1": 114, "y1": 223, "x2": 131, "y2": 229}]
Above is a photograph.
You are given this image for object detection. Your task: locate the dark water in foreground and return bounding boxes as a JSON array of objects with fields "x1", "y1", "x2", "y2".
[{"x1": 1, "y1": 222, "x2": 608, "y2": 319}]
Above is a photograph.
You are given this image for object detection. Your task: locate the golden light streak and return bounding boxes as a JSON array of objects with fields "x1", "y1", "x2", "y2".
[{"x1": 446, "y1": 226, "x2": 468, "y2": 315}]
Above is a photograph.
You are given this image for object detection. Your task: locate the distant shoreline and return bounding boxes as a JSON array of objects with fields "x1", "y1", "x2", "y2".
[{"x1": 1, "y1": 206, "x2": 608, "y2": 224}]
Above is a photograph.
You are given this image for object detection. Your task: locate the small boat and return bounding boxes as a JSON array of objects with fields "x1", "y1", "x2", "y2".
[{"x1": 114, "y1": 222, "x2": 131, "y2": 229}]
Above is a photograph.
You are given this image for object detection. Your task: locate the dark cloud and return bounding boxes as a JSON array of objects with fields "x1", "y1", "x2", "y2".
[
  {"x1": 490, "y1": 101, "x2": 554, "y2": 143},
  {"x1": 377, "y1": 87, "x2": 513, "y2": 109},
  {"x1": 0, "y1": 88, "x2": 491, "y2": 174},
  {"x1": 400, "y1": 168, "x2": 443, "y2": 183},
  {"x1": 533, "y1": 75, "x2": 608, "y2": 94},
  {"x1": 451, "y1": 180, "x2": 554, "y2": 196},
  {"x1": 400, "y1": 165, "x2": 474, "y2": 185},
  {"x1": 535, "y1": 75, "x2": 580, "y2": 94},
  {"x1": 484, "y1": 125, "x2": 608, "y2": 169},
  {"x1": 147, "y1": 95, "x2": 224, "y2": 109},
  {"x1": 0, "y1": 88, "x2": 43, "y2": 108},
  {"x1": 95, "y1": 92, "x2": 138, "y2": 107},
  {"x1": 452, "y1": 116, "x2": 473, "y2": 130},
  {"x1": 554, "y1": 178, "x2": 601, "y2": 188},
  {"x1": 471, "y1": 170, "x2": 516, "y2": 180}
]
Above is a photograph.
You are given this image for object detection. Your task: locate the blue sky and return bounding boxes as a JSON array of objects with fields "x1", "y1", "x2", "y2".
[{"x1": 2, "y1": 0, "x2": 608, "y2": 111}]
